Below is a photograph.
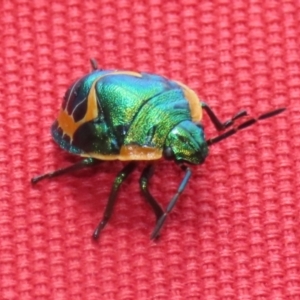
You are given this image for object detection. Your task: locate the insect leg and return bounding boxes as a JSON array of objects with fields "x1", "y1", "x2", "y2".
[
  {"x1": 93, "y1": 162, "x2": 137, "y2": 240},
  {"x1": 201, "y1": 102, "x2": 247, "y2": 131},
  {"x1": 31, "y1": 158, "x2": 101, "y2": 184},
  {"x1": 150, "y1": 165, "x2": 192, "y2": 240},
  {"x1": 139, "y1": 164, "x2": 164, "y2": 221},
  {"x1": 90, "y1": 58, "x2": 99, "y2": 71},
  {"x1": 207, "y1": 107, "x2": 286, "y2": 146}
]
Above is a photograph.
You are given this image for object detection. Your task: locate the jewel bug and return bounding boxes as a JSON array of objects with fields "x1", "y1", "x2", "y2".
[{"x1": 32, "y1": 58, "x2": 285, "y2": 240}]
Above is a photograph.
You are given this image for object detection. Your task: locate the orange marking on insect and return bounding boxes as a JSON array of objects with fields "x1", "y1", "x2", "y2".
[
  {"x1": 174, "y1": 80, "x2": 202, "y2": 122},
  {"x1": 80, "y1": 145, "x2": 162, "y2": 161},
  {"x1": 57, "y1": 84, "x2": 98, "y2": 142},
  {"x1": 57, "y1": 109, "x2": 79, "y2": 140},
  {"x1": 57, "y1": 85, "x2": 98, "y2": 141},
  {"x1": 120, "y1": 145, "x2": 162, "y2": 160},
  {"x1": 57, "y1": 71, "x2": 143, "y2": 141}
]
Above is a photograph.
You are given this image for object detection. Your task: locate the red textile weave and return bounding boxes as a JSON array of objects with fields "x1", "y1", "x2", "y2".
[{"x1": 0, "y1": 1, "x2": 299, "y2": 299}]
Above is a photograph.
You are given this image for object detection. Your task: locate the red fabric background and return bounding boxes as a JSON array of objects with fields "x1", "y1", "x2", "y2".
[{"x1": 0, "y1": 1, "x2": 299, "y2": 299}]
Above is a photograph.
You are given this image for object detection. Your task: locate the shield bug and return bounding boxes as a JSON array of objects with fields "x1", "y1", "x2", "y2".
[{"x1": 32, "y1": 59, "x2": 285, "y2": 240}]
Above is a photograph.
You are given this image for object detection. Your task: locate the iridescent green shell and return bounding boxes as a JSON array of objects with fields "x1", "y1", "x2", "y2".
[{"x1": 51, "y1": 69, "x2": 204, "y2": 161}]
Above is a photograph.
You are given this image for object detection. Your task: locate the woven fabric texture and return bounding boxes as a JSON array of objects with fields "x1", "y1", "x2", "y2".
[{"x1": 0, "y1": 1, "x2": 299, "y2": 299}]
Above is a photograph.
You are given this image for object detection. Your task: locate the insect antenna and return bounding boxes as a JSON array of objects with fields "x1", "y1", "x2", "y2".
[{"x1": 207, "y1": 107, "x2": 286, "y2": 146}]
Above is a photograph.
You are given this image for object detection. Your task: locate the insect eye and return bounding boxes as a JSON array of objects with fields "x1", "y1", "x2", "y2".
[{"x1": 163, "y1": 147, "x2": 174, "y2": 160}]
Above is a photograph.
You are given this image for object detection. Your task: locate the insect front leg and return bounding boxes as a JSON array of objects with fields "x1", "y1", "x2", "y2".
[
  {"x1": 139, "y1": 164, "x2": 164, "y2": 222},
  {"x1": 201, "y1": 102, "x2": 248, "y2": 131},
  {"x1": 93, "y1": 162, "x2": 137, "y2": 240},
  {"x1": 31, "y1": 158, "x2": 101, "y2": 184},
  {"x1": 150, "y1": 165, "x2": 192, "y2": 240}
]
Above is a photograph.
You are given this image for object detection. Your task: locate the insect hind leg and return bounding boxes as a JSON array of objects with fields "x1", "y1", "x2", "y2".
[
  {"x1": 31, "y1": 158, "x2": 101, "y2": 184},
  {"x1": 90, "y1": 58, "x2": 99, "y2": 71}
]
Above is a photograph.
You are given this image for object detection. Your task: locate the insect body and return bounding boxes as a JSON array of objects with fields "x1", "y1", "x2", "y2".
[{"x1": 32, "y1": 59, "x2": 285, "y2": 240}]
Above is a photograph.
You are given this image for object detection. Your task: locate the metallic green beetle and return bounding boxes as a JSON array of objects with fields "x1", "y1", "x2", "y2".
[{"x1": 32, "y1": 59, "x2": 285, "y2": 240}]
